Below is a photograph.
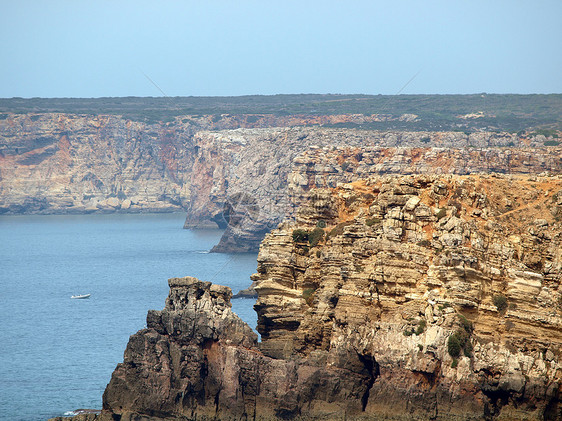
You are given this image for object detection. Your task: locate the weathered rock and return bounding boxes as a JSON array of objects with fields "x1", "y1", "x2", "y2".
[
  {"x1": 2, "y1": 113, "x2": 561, "y2": 252},
  {"x1": 182, "y1": 128, "x2": 562, "y2": 252},
  {"x1": 54, "y1": 277, "x2": 374, "y2": 421},
  {"x1": 54, "y1": 174, "x2": 562, "y2": 421},
  {"x1": 254, "y1": 174, "x2": 562, "y2": 420}
]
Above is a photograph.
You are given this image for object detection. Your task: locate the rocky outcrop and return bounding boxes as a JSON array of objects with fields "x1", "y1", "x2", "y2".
[
  {"x1": 54, "y1": 174, "x2": 562, "y2": 420},
  {"x1": 52, "y1": 277, "x2": 376, "y2": 421},
  {"x1": 254, "y1": 174, "x2": 562, "y2": 419}
]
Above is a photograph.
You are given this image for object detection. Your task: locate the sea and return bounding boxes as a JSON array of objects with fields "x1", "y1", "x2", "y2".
[{"x1": 0, "y1": 213, "x2": 258, "y2": 421}]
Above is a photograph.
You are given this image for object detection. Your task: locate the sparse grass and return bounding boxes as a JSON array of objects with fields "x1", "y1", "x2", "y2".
[
  {"x1": 302, "y1": 288, "x2": 316, "y2": 306},
  {"x1": 415, "y1": 320, "x2": 427, "y2": 335},
  {"x1": 328, "y1": 221, "x2": 353, "y2": 238}
]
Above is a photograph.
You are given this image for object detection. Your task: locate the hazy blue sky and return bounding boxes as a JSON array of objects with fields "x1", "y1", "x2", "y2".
[{"x1": 1, "y1": 0, "x2": 561, "y2": 98}]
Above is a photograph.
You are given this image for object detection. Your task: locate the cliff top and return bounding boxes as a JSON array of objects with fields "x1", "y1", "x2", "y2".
[{"x1": 1, "y1": 93, "x2": 561, "y2": 132}]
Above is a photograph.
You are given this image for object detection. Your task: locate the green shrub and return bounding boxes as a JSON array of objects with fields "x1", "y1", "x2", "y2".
[
  {"x1": 415, "y1": 320, "x2": 427, "y2": 335},
  {"x1": 458, "y1": 314, "x2": 473, "y2": 334},
  {"x1": 447, "y1": 334, "x2": 461, "y2": 358},
  {"x1": 544, "y1": 140, "x2": 560, "y2": 146},
  {"x1": 308, "y1": 227, "x2": 325, "y2": 247},
  {"x1": 463, "y1": 340, "x2": 473, "y2": 357},
  {"x1": 292, "y1": 229, "x2": 309, "y2": 243},
  {"x1": 365, "y1": 217, "x2": 382, "y2": 227},
  {"x1": 418, "y1": 344, "x2": 423, "y2": 351},
  {"x1": 403, "y1": 329, "x2": 414, "y2": 337},
  {"x1": 451, "y1": 358, "x2": 459, "y2": 368},
  {"x1": 316, "y1": 220, "x2": 327, "y2": 228},
  {"x1": 302, "y1": 288, "x2": 315, "y2": 306},
  {"x1": 316, "y1": 250, "x2": 321, "y2": 258},
  {"x1": 493, "y1": 294, "x2": 508, "y2": 312},
  {"x1": 447, "y1": 326, "x2": 472, "y2": 358}
]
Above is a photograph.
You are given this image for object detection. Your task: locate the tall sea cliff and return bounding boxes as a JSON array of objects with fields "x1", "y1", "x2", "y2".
[
  {"x1": 1, "y1": 110, "x2": 560, "y2": 252},
  {"x1": 51, "y1": 173, "x2": 562, "y2": 420}
]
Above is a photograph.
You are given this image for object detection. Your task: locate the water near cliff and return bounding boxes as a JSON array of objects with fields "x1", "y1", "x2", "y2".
[{"x1": 0, "y1": 213, "x2": 257, "y2": 421}]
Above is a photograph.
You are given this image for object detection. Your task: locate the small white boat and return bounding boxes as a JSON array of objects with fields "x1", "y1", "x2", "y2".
[{"x1": 71, "y1": 294, "x2": 91, "y2": 299}]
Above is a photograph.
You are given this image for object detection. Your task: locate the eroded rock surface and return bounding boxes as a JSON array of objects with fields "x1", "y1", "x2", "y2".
[
  {"x1": 254, "y1": 174, "x2": 562, "y2": 420},
  {"x1": 3, "y1": 113, "x2": 559, "y2": 252},
  {"x1": 55, "y1": 175, "x2": 562, "y2": 420},
  {"x1": 182, "y1": 127, "x2": 562, "y2": 252}
]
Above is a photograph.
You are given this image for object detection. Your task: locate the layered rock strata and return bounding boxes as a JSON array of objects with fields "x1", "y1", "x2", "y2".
[
  {"x1": 2, "y1": 113, "x2": 560, "y2": 252},
  {"x1": 182, "y1": 127, "x2": 562, "y2": 252},
  {"x1": 0, "y1": 113, "x2": 198, "y2": 214},
  {"x1": 55, "y1": 174, "x2": 562, "y2": 420},
  {"x1": 254, "y1": 174, "x2": 562, "y2": 419}
]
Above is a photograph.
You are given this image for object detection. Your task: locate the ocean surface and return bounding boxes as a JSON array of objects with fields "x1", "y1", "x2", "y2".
[{"x1": 0, "y1": 213, "x2": 258, "y2": 421}]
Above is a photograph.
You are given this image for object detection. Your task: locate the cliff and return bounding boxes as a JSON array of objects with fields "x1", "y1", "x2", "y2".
[
  {"x1": 0, "y1": 113, "x2": 198, "y2": 214},
  {"x1": 2, "y1": 112, "x2": 560, "y2": 252},
  {"x1": 183, "y1": 127, "x2": 561, "y2": 252},
  {"x1": 53, "y1": 174, "x2": 562, "y2": 420},
  {"x1": 254, "y1": 174, "x2": 562, "y2": 419}
]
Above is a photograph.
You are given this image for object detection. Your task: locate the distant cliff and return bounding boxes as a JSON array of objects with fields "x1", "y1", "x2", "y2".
[
  {"x1": 1, "y1": 112, "x2": 560, "y2": 252},
  {"x1": 185, "y1": 127, "x2": 561, "y2": 252},
  {"x1": 52, "y1": 174, "x2": 562, "y2": 420}
]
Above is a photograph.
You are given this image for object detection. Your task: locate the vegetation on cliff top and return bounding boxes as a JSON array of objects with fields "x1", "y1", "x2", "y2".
[{"x1": 1, "y1": 94, "x2": 561, "y2": 132}]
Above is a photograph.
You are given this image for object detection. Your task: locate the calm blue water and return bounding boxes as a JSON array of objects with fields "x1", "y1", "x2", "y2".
[{"x1": 0, "y1": 213, "x2": 258, "y2": 421}]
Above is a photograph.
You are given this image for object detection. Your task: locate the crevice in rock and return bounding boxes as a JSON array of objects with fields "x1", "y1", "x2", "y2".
[
  {"x1": 214, "y1": 388, "x2": 221, "y2": 415},
  {"x1": 544, "y1": 387, "x2": 561, "y2": 421},
  {"x1": 358, "y1": 353, "x2": 380, "y2": 411},
  {"x1": 482, "y1": 387, "x2": 511, "y2": 421}
]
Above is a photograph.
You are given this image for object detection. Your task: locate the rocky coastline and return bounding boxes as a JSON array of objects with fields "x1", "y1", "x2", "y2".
[
  {"x1": 2, "y1": 112, "x2": 560, "y2": 252},
  {"x1": 51, "y1": 173, "x2": 562, "y2": 420}
]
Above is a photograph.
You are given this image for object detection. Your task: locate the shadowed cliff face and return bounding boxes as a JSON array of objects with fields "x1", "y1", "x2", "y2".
[{"x1": 51, "y1": 175, "x2": 562, "y2": 421}]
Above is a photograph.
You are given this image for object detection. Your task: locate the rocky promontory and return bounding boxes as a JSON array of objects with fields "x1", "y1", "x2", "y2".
[{"x1": 54, "y1": 174, "x2": 562, "y2": 420}]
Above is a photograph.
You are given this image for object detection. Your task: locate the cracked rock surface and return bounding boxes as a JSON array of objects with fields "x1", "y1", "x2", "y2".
[{"x1": 53, "y1": 174, "x2": 562, "y2": 420}]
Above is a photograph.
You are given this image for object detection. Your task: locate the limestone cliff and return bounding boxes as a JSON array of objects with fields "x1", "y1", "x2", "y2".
[
  {"x1": 2, "y1": 113, "x2": 560, "y2": 253},
  {"x1": 0, "y1": 113, "x2": 197, "y2": 213},
  {"x1": 53, "y1": 174, "x2": 562, "y2": 420},
  {"x1": 182, "y1": 127, "x2": 561, "y2": 252},
  {"x1": 254, "y1": 174, "x2": 562, "y2": 419}
]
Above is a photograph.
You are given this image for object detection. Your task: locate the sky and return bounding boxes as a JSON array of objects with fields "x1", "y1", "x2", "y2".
[{"x1": 1, "y1": 0, "x2": 561, "y2": 98}]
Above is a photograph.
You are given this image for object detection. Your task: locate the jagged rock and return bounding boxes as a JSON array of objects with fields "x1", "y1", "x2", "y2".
[
  {"x1": 254, "y1": 174, "x2": 562, "y2": 420},
  {"x1": 54, "y1": 174, "x2": 562, "y2": 420}
]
